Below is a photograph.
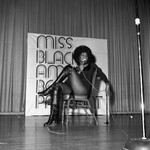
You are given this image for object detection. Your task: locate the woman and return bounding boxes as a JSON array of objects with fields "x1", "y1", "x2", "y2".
[{"x1": 38, "y1": 45, "x2": 110, "y2": 127}]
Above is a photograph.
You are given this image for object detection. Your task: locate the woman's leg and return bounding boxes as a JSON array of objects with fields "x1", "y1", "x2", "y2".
[
  {"x1": 43, "y1": 84, "x2": 61, "y2": 126},
  {"x1": 44, "y1": 83, "x2": 72, "y2": 127},
  {"x1": 38, "y1": 65, "x2": 72, "y2": 96},
  {"x1": 38, "y1": 65, "x2": 89, "y2": 97}
]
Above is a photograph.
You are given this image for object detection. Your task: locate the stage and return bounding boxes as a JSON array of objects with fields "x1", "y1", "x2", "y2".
[{"x1": 0, "y1": 114, "x2": 149, "y2": 150}]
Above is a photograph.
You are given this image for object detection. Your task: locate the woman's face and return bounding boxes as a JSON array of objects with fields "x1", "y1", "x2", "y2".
[{"x1": 79, "y1": 52, "x2": 88, "y2": 65}]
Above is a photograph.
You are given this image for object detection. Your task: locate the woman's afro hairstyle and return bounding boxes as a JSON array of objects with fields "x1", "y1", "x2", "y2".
[{"x1": 73, "y1": 45, "x2": 92, "y2": 65}]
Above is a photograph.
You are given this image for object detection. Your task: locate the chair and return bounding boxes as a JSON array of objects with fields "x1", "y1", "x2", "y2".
[{"x1": 61, "y1": 68, "x2": 99, "y2": 125}]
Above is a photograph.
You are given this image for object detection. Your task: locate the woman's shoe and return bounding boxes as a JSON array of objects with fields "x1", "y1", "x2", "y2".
[
  {"x1": 43, "y1": 115, "x2": 55, "y2": 127},
  {"x1": 43, "y1": 105, "x2": 58, "y2": 127},
  {"x1": 38, "y1": 86, "x2": 53, "y2": 96}
]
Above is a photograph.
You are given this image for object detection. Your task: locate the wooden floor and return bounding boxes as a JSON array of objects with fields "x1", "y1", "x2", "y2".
[{"x1": 0, "y1": 114, "x2": 150, "y2": 150}]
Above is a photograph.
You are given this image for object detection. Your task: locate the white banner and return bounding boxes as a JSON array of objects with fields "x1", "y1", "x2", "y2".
[{"x1": 25, "y1": 33, "x2": 108, "y2": 116}]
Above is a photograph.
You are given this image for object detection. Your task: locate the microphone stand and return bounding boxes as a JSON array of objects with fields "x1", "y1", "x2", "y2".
[
  {"x1": 123, "y1": 7, "x2": 150, "y2": 150},
  {"x1": 135, "y1": 16, "x2": 146, "y2": 140}
]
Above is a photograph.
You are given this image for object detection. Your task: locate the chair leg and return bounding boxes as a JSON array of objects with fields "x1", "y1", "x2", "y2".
[
  {"x1": 62, "y1": 101, "x2": 65, "y2": 124},
  {"x1": 83, "y1": 107, "x2": 89, "y2": 117},
  {"x1": 63, "y1": 98, "x2": 98, "y2": 126},
  {"x1": 92, "y1": 111, "x2": 99, "y2": 125},
  {"x1": 87, "y1": 100, "x2": 99, "y2": 125},
  {"x1": 66, "y1": 99, "x2": 71, "y2": 125},
  {"x1": 83, "y1": 107, "x2": 92, "y2": 123},
  {"x1": 82, "y1": 102, "x2": 89, "y2": 118}
]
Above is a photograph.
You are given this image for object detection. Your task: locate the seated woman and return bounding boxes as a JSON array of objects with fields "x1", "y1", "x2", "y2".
[{"x1": 38, "y1": 45, "x2": 110, "y2": 127}]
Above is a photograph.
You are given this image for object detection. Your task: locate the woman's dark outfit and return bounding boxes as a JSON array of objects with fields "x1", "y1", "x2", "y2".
[{"x1": 38, "y1": 63, "x2": 109, "y2": 126}]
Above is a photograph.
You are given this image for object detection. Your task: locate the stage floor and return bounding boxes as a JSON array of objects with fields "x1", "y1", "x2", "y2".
[{"x1": 0, "y1": 114, "x2": 150, "y2": 150}]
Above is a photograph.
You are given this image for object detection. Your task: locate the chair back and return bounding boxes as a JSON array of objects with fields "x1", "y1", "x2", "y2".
[
  {"x1": 63, "y1": 67, "x2": 98, "y2": 100},
  {"x1": 69, "y1": 68, "x2": 89, "y2": 96}
]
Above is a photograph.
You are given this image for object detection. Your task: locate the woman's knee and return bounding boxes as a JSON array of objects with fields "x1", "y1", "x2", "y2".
[
  {"x1": 55, "y1": 83, "x2": 71, "y2": 94},
  {"x1": 53, "y1": 83, "x2": 62, "y2": 93}
]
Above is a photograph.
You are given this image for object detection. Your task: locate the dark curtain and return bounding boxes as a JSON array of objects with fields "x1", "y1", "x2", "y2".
[{"x1": 0, "y1": 0, "x2": 150, "y2": 114}]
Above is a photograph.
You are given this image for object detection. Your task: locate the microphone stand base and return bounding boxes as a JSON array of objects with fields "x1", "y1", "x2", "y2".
[{"x1": 123, "y1": 138, "x2": 150, "y2": 150}]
